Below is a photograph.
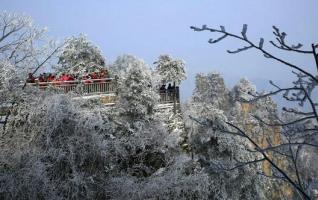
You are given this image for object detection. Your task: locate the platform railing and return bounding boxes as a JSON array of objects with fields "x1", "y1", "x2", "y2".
[
  {"x1": 27, "y1": 78, "x2": 116, "y2": 95},
  {"x1": 158, "y1": 87, "x2": 180, "y2": 104},
  {"x1": 27, "y1": 79, "x2": 179, "y2": 104}
]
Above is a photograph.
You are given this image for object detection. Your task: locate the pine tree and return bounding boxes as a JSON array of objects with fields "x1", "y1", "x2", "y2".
[
  {"x1": 116, "y1": 55, "x2": 159, "y2": 119},
  {"x1": 57, "y1": 34, "x2": 106, "y2": 77},
  {"x1": 193, "y1": 72, "x2": 230, "y2": 110}
]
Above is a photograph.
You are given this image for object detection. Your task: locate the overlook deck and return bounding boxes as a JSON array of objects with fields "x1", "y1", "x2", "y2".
[
  {"x1": 0, "y1": 80, "x2": 180, "y2": 125},
  {"x1": 26, "y1": 78, "x2": 180, "y2": 104}
]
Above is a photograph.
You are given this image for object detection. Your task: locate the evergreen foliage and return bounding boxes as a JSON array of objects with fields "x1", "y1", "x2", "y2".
[
  {"x1": 115, "y1": 55, "x2": 159, "y2": 119},
  {"x1": 154, "y1": 54, "x2": 186, "y2": 85},
  {"x1": 57, "y1": 34, "x2": 106, "y2": 76}
]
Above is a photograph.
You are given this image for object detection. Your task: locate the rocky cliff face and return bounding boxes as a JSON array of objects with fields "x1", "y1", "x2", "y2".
[
  {"x1": 230, "y1": 78, "x2": 298, "y2": 199},
  {"x1": 238, "y1": 101, "x2": 294, "y2": 199},
  {"x1": 185, "y1": 73, "x2": 298, "y2": 199}
]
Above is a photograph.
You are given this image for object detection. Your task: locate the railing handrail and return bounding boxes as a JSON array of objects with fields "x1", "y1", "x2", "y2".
[{"x1": 27, "y1": 78, "x2": 115, "y2": 86}]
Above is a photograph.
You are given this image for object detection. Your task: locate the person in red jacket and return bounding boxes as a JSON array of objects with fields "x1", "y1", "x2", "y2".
[
  {"x1": 90, "y1": 72, "x2": 98, "y2": 82},
  {"x1": 67, "y1": 74, "x2": 74, "y2": 81},
  {"x1": 82, "y1": 75, "x2": 92, "y2": 84},
  {"x1": 47, "y1": 73, "x2": 55, "y2": 82},
  {"x1": 59, "y1": 74, "x2": 68, "y2": 82}
]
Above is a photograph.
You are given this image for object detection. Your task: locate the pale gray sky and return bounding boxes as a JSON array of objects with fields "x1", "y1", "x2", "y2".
[{"x1": 2, "y1": 0, "x2": 318, "y2": 100}]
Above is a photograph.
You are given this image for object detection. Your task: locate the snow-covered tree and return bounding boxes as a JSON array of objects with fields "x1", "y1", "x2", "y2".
[
  {"x1": 154, "y1": 54, "x2": 186, "y2": 85},
  {"x1": 1, "y1": 80, "x2": 212, "y2": 199},
  {"x1": 57, "y1": 34, "x2": 106, "y2": 77},
  {"x1": 232, "y1": 78, "x2": 257, "y2": 101},
  {"x1": 0, "y1": 60, "x2": 22, "y2": 93},
  {"x1": 0, "y1": 61, "x2": 24, "y2": 122},
  {"x1": 154, "y1": 54, "x2": 186, "y2": 114},
  {"x1": 107, "y1": 155, "x2": 211, "y2": 200},
  {"x1": 280, "y1": 110, "x2": 318, "y2": 197},
  {"x1": 183, "y1": 98, "x2": 266, "y2": 200},
  {"x1": 0, "y1": 12, "x2": 60, "y2": 71},
  {"x1": 1, "y1": 93, "x2": 113, "y2": 199},
  {"x1": 192, "y1": 23, "x2": 318, "y2": 199},
  {"x1": 193, "y1": 72, "x2": 230, "y2": 110},
  {"x1": 115, "y1": 55, "x2": 159, "y2": 119},
  {"x1": 183, "y1": 71, "x2": 284, "y2": 199},
  {"x1": 110, "y1": 54, "x2": 136, "y2": 77},
  {"x1": 0, "y1": 12, "x2": 62, "y2": 129}
]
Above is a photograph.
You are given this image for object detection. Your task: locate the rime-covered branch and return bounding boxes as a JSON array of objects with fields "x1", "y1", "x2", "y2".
[
  {"x1": 190, "y1": 24, "x2": 318, "y2": 83},
  {"x1": 190, "y1": 114, "x2": 312, "y2": 199},
  {"x1": 253, "y1": 115, "x2": 316, "y2": 127},
  {"x1": 260, "y1": 142, "x2": 318, "y2": 152},
  {"x1": 270, "y1": 26, "x2": 312, "y2": 54},
  {"x1": 211, "y1": 158, "x2": 266, "y2": 171},
  {"x1": 0, "y1": 12, "x2": 62, "y2": 131},
  {"x1": 191, "y1": 23, "x2": 317, "y2": 200},
  {"x1": 225, "y1": 121, "x2": 311, "y2": 200}
]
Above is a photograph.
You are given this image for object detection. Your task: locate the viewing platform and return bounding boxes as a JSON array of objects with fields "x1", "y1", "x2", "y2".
[
  {"x1": 26, "y1": 78, "x2": 180, "y2": 104},
  {"x1": 1, "y1": 79, "x2": 180, "y2": 124}
]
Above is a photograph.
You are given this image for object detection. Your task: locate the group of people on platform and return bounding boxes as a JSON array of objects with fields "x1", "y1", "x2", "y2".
[
  {"x1": 26, "y1": 69, "x2": 110, "y2": 84},
  {"x1": 159, "y1": 83, "x2": 179, "y2": 96}
]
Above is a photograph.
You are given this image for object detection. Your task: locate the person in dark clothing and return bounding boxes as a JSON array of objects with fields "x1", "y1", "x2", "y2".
[
  {"x1": 160, "y1": 84, "x2": 166, "y2": 93},
  {"x1": 38, "y1": 74, "x2": 45, "y2": 82},
  {"x1": 26, "y1": 73, "x2": 36, "y2": 83},
  {"x1": 167, "y1": 83, "x2": 174, "y2": 101},
  {"x1": 167, "y1": 83, "x2": 173, "y2": 92},
  {"x1": 43, "y1": 73, "x2": 48, "y2": 82}
]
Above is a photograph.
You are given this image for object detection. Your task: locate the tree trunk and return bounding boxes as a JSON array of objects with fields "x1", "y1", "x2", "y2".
[{"x1": 173, "y1": 81, "x2": 176, "y2": 114}]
